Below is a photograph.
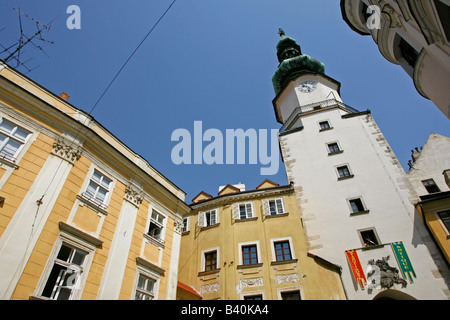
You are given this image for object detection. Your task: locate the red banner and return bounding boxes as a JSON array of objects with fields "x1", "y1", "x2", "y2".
[{"x1": 345, "y1": 250, "x2": 367, "y2": 290}]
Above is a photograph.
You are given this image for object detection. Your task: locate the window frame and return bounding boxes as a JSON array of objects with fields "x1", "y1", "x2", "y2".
[
  {"x1": 336, "y1": 164, "x2": 354, "y2": 180},
  {"x1": 274, "y1": 241, "x2": 292, "y2": 262},
  {"x1": 134, "y1": 273, "x2": 157, "y2": 300},
  {"x1": 436, "y1": 209, "x2": 450, "y2": 236},
  {"x1": 147, "y1": 209, "x2": 166, "y2": 243},
  {"x1": 268, "y1": 198, "x2": 285, "y2": 215},
  {"x1": 200, "y1": 247, "x2": 220, "y2": 273},
  {"x1": 182, "y1": 217, "x2": 189, "y2": 233},
  {"x1": 318, "y1": 120, "x2": 332, "y2": 132},
  {"x1": 204, "y1": 250, "x2": 218, "y2": 272},
  {"x1": 199, "y1": 208, "x2": 218, "y2": 228},
  {"x1": 238, "y1": 241, "x2": 261, "y2": 267},
  {"x1": 36, "y1": 231, "x2": 96, "y2": 300},
  {"x1": 79, "y1": 168, "x2": 113, "y2": 212},
  {"x1": 348, "y1": 197, "x2": 369, "y2": 215},
  {"x1": 357, "y1": 227, "x2": 381, "y2": 248},
  {"x1": 270, "y1": 237, "x2": 295, "y2": 263},
  {"x1": 0, "y1": 117, "x2": 32, "y2": 163},
  {"x1": 327, "y1": 141, "x2": 343, "y2": 155},
  {"x1": 242, "y1": 245, "x2": 258, "y2": 265},
  {"x1": 422, "y1": 178, "x2": 441, "y2": 194},
  {"x1": 133, "y1": 264, "x2": 161, "y2": 300},
  {"x1": 238, "y1": 202, "x2": 254, "y2": 219}
]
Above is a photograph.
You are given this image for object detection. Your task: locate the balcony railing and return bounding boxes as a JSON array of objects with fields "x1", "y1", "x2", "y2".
[{"x1": 280, "y1": 99, "x2": 361, "y2": 133}]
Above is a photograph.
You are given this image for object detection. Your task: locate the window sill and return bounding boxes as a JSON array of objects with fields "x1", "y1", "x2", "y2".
[
  {"x1": 182, "y1": 230, "x2": 190, "y2": 236},
  {"x1": 361, "y1": 244, "x2": 384, "y2": 251},
  {"x1": 237, "y1": 263, "x2": 263, "y2": 270},
  {"x1": 0, "y1": 155, "x2": 19, "y2": 169},
  {"x1": 270, "y1": 259, "x2": 298, "y2": 266},
  {"x1": 77, "y1": 193, "x2": 108, "y2": 215},
  {"x1": 143, "y1": 233, "x2": 165, "y2": 248},
  {"x1": 328, "y1": 150, "x2": 344, "y2": 156},
  {"x1": 198, "y1": 268, "x2": 221, "y2": 277},
  {"x1": 337, "y1": 175, "x2": 354, "y2": 181},
  {"x1": 319, "y1": 127, "x2": 333, "y2": 132},
  {"x1": 236, "y1": 216, "x2": 258, "y2": 222},
  {"x1": 265, "y1": 212, "x2": 289, "y2": 219},
  {"x1": 350, "y1": 210, "x2": 370, "y2": 216},
  {"x1": 200, "y1": 223, "x2": 220, "y2": 231}
]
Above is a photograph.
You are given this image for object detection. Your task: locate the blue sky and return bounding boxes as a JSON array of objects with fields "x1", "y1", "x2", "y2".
[{"x1": 1, "y1": 0, "x2": 449, "y2": 202}]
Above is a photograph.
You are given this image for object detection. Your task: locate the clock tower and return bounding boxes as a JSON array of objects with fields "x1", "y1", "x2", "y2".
[{"x1": 271, "y1": 31, "x2": 450, "y2": 300}]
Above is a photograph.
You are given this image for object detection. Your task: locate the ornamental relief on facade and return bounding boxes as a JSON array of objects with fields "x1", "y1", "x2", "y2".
[
  {"x1": 200, "y1": 282, "x2": 220, "y2": 295},
  {"x1": 240, "y1": 277, "x2": 263, "y2": 289},
  {"x1": 275, "y1": 273, "x2": 300, "y2": 285}
]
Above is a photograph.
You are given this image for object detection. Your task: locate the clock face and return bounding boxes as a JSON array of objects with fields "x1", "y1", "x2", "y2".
[{"x1": 297, "y1": 81, "x2": 317, "y2": 93}]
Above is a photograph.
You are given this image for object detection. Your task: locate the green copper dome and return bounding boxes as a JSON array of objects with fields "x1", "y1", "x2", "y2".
[{"x1": 272, "y1": 31, "x2": 325, "y2": 95}]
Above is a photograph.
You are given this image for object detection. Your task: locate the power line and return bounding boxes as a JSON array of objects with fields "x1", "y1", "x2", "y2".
[{"x1": 89, "y1": 0, "x2": 177, "y2": 115}]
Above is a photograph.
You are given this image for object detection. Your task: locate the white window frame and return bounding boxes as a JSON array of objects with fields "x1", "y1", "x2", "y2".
[
  {"x1": 200, "y1": 246, "x2": 220, "y2": 272},
  {"x1": 270, "y1": 237, "x2": 295, "y2": 262},
  {"x1": 198, "y1": 208, "x2": 218, "y2": 227},
  {"x1": 277, "y1": 286, "x2": 304, "y2": 300},
  {"x1": 182, "y1": 216, "x2": 189, "y2": 233},
  {"x1": 0, "y1": 117, "x2": 32, "y2": 163},
  {"x1": 238, "y1": 241, "x2": 262, "y2": 266},
  {"x1": 36, "y1": 231, "x2": 96, "y2": 300},
  {"x1": 133, "y1": 265, "x2": 160, "y2": 300},
  {"x1": 147, "y1": 209, "x2": 166, "y2": 243},
  {"x1": 80, "y1": 167, "x2": 113, "y2": 212},
  {"x1": 263, "y1": 198, "x2": 285, "y2": 216},
  {"x1": 232, "y1": 202, "x2": 254, "y2": 220}
]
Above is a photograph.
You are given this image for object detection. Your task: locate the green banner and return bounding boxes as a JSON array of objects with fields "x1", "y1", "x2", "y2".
[{"x1": 391, "y1": 241, "x2": 416, "y2": 283}]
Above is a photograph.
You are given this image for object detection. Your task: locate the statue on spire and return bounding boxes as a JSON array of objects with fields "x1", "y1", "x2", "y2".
[{"x1": 278, "y1": 28, "x2": 285, "y2": 38}]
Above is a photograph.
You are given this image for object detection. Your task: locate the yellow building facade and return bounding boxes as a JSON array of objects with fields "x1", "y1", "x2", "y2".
[
  {"x1": 178, "y1": 180, "x2": 347, "y2": 300},
  {"x1": 0, "y1": 61, "x2": 190, "y2": 300}
]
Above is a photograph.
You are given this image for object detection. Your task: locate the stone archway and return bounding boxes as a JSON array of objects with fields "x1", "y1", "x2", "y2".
[{"x1": 373, "y1": 290, "x2": 416, "y2": 300}]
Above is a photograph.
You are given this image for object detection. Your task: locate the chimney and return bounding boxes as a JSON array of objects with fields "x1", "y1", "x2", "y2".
[{"x1": 59, "y1": 92, "x2": 70, "y2": 101}]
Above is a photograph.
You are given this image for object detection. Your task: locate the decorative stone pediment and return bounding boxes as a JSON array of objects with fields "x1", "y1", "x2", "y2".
[{"x1": 52, "y1": 138, "x2": 82, "y2": 164}]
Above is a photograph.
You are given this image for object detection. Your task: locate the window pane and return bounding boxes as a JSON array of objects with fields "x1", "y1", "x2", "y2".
[
  {"x1": 13, "y1": 127, "x2": 29, "y2": 141},
  {"x1": 2, "y1": 139, "x2": 20, "y2": 156},
  {"x1": 85, "y1": 182, "x2": 97, "y2": 198},
  {"x1": 72, "y1": 250, "x2": 87, "y2": 266},
  {"x1": 269, "y1": 200, "x2": 276, "y2": 215},
  {"x1": 0, "y1": 120, "x2": 14, "y2": 134},
  {"x1": 57, "y1": 245, "x2": 73, "y2": 262},
  {"x1": 276, "y1": 199, "x2": 283, "y2": 213},
  {"x1": 95, "y1": 187, "x2": 107, "y2": 203}
]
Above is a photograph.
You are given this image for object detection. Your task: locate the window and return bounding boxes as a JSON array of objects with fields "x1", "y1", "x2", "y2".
[
  {"x1": 319, "y1": 120, "x2": 331, "y2": 131},
  {"x1": 182, "y1": 217, "x2": 189, "y2": 233},
  {"x1": 41, "y1": 243, "x2": 88, "y2": 300},
  {"x1": 349, "y1": 198, "x2": 366, "y2": 214},
  {"x1": 148, "y1": 210, "x2": 165, "y2": 241},
  {"x1": 281, "y1": 290, "x2": 301, "y2": 300},
  {"x1": 204, "y1": 251, "x2": 217, "y2": 271},
  {"x1": 359, "y1": 228, "x2": 380, "y2": 247},
  {"x1": 268, "y1": 198, "x2": 284, "y2": 215},
  {"x1": 242, "y1": 245, "x2": 258, "y2": 265},
  {"x1": 244, "y1": 294, "x2": 263, "y2": 300},
  {"x1": 327, "y1": 142, "x2": 341, "y2": 154},
  {"x1": 274, "y1": 241, "x2": 292, "y2": 262},
  {"x1": 399, "y1": 37, "x2": 418, "y2": 68},
  {"x1": 135, "y1": 274, "x2": 156, "y2": 300},
  {"x1": 437, "y1": 210, "x2": 450, "y2": 233},
  {"x1": 239, "y1": 203, "x2": 253, "y2": 219},
  {"x1": 422, "y1": 179, "x2": 440, "y2": 194},
  {"x1": 83, "y1": 169, "x2": 112, "y2": 209},
  {"x1": 337, "y1": 165, "x2": 353, "y2": 179},
  {"x1": 0, "y1": 118, "x2": 31, "y2": 161},
  {"x1": 433, "y1": 0, "x2": 450, "y2": 42}
]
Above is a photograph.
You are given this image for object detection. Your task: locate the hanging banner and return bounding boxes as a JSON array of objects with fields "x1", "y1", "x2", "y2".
[
  {"x1": 391, "y1": 241, "x2": 416, "y2": 283},
  {"x1": 345, "y1": 250, "x2": 367, "y2": 290}
]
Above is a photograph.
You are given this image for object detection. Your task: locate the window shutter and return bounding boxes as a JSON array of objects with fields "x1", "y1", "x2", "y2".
[
  {"x1": 232, "y1": 203, "x2": 240, "y2": 220},
  {"x1": 198, "y1": 211, "x2": 205, "y2": 227},
  {"x1": 262, "y1": 199, "x2": 269, "y2": 216}
]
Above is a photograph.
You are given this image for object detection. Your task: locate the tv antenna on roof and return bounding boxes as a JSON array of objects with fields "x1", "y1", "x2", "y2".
[{"x1": 0, "y1": 6, "x2": 56, "y2": 74}]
